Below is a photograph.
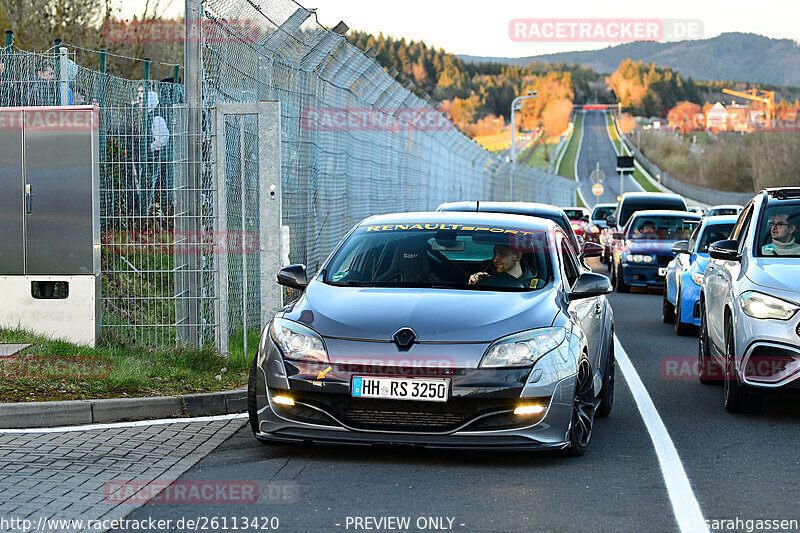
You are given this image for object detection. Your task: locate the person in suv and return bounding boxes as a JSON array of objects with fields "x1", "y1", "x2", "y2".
[{"x1": 699, "y1": 188, "x2": 800, "y2": 413}]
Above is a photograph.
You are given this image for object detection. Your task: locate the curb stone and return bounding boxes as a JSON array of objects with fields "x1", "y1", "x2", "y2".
[{"x1": 0, "y1": 387, "x2": 248, "y2": 429}]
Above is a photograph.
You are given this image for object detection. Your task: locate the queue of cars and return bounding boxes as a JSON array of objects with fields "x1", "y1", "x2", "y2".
[{"x1": 247, "y1": 189, "x2": 799, "y2": 456}]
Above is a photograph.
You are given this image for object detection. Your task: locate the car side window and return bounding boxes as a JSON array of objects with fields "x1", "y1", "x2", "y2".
[
  {"x1": 688, "y1": 225, "x2": 701, "y2": 252},
  {"x1": 560, "y1": 238, "x2": 580, "y2": 288},
  {"x1": 730, "y1": 204, "x2": 753, "y2": 243},
  {"x1": 732, "y1": 206, "x2": 754, "y2": 256}
]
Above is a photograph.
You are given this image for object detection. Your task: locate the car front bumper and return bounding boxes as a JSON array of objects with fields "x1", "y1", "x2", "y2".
[
  {"x1": 250, "y1": 336, "x2": 579, "y2": 450},
  {"x1": 735, "y1": 308, "x2": 800, "y2": 389},
  {"x1": 622, "y1": 263, "x2": 667, "y2": 287}
]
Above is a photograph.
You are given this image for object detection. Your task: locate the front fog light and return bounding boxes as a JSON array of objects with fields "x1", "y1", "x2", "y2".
[
  {"x1": 514, "y1": 405, "x2": 545, "y2": 416},
  {"x1": 272, "y1": 395, "x2": 295, "y2": 407}
]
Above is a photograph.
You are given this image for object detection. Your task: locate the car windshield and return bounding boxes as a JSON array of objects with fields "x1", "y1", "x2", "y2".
[
  {"x1": 619, "y1": 200, "x2": 686, "y2": 226},
  {"x1": 697, "y1": 223, "x2": 735, "y2": 253},
  {"x1": 708, "y1": 208, "x2": 739, "y2": 216},
  {"x1": 627, "y1": 216, "x2": 696, "y2": 240},
  {"x1": 591, "y1": 206, "x2": 615, "y2": 221},
  {"x1": 756, "y1": 200, "x2": 800, "y2": 257},
  {"x1": 564, "y1": 209, "x2": 585, "y2": 220},
  {"x1": 323, "y1": 222, "x2": 552, "y2": 291}
]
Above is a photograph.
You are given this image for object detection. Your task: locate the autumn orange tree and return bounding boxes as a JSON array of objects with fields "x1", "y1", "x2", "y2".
[{"x1": 668, "y1": 101, "x2": 702, "y2": 134}]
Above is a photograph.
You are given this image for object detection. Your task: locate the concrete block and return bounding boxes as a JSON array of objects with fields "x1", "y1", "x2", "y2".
[{"x1": 91, "y1": 396, "x2": 181, "y2": 423}]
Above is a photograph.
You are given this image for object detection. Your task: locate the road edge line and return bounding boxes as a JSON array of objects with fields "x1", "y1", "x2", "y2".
[{"x1": 614, "y1": 336, "x2": 709, "y2": 533}]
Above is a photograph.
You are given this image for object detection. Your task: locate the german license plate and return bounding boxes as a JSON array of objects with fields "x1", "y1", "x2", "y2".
[
  {"x1": 658, "y1": 267, "x2": 667, "y2": 277},
  {"x1": 351, "y1": 376, "x2": 449, "y2": 402}
]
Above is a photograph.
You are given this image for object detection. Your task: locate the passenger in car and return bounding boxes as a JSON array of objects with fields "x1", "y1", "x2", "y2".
[{"x1": 762, "y1": 212, "x2": 800, "y2": 255}]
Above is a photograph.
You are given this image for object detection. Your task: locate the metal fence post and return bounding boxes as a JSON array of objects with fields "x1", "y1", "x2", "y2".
[
  {"x1": 59, "y1": 46, "x2": 69, "y2": 106},
  {"x1": 183, "y1": 0, "x2": 203, "y2": 346},
  {"x1": 258, "y1": 100, "x2": 282, "y2": 331}
]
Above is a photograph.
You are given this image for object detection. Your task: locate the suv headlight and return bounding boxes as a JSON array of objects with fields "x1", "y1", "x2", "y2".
[
  {"x1": 739, "y1": 292, "x2": 799, "y2": 320},
  {"x1": 479, "y1": 327, "x2": 567, "y2": 368},
  {"x1": 626, "y1": 254, "x2": 654, "y2": 264},
  {"x1": 270, "y1": 318, "x2": 329, "y2": 362}
]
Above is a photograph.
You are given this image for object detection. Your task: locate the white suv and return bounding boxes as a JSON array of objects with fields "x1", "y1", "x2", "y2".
[{"x1": 700, "y1": 188, "x2": 800, "y2": 413}]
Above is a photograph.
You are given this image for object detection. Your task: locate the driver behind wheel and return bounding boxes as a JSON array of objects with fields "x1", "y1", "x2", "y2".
[{"x1": 468, "y1": 245, "x2": 540, "y2": 288}]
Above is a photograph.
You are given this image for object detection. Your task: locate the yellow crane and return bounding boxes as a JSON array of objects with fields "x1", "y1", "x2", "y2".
[{"x1": 721, "y1": 88, "x2": 775, "y2": 129}]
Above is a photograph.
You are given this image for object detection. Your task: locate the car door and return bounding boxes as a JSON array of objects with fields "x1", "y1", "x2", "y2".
[
  {"x1": 707, "y1": 204, "x2": 753, "y2": 350},
  {"x1": 562, "y1": 235, "x2": 601, "y2": 366}
]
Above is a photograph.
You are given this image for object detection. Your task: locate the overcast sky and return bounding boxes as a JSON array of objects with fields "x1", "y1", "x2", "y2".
[{"x1": 120, "y1": 0, "x2": 800, "y2": 57}]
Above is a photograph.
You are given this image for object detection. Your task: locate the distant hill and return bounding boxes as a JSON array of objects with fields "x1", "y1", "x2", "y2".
[{"x1": 459, "y1": 33, "x2": 800, "y2": 87}]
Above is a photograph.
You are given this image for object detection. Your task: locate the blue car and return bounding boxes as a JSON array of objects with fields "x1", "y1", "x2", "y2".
[
  {"x1": 611, "y1": 210, "x2": 701, "y2": 293},
  {"x1": 662, "y1": 216, "x2": 737, "y2": 335}
]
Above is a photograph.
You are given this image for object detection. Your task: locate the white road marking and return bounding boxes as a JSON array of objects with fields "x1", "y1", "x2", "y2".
[
  {"x1": 0, "y1": 412, "x2": 247, "y2": 434},
  {"x1": 615, "y1": 336, "x2": 709, "y2": 533}
]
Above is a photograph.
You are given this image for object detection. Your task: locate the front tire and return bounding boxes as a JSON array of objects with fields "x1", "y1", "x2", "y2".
[
  {"x1": 674, "y1": 290, "x2": 694, "y2": 336},
  {"x1": 698, "y1": 302, "x2": 721, "y2": 385},
  {"x1": 247, "y1": 357, "x2": 267, "y2": 442},
  {"x1": 723, "y1": 320, "x2": 762, "y2": 414},
  {"x1": 662, "y1": 286, "x2": 675, "y2": 324},
  {"x1": 596, "y1": 335, "x2": 615, "y2": 418},
  {"x1": 564, "y1": 357, "x2": 595, "y2": 457},
  {"x1": 616, "y1": 263, "x2": 630, "y2": 293}
]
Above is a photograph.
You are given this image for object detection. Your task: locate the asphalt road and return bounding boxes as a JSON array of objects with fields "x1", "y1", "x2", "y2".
[
  {"x1": 576, "y1": 111, "x2": 643, "y2": 208},
  {"x1": 111, "y1": 260, "x2": 800, "y2": 533}
]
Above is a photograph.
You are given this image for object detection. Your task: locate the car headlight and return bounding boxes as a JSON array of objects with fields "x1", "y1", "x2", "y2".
[
  {"x1": 270, "y1": 318, "x2": 329, "y2": 362},
  {"x1": 479, "y1": 327, "x2": 567, "y2": 368},
  {"x1": 626, "y1": 254, "x2": 654, "y2": 264},
  {"x1": 739, "y1": 292, "x2": 799, "y2": 320},
  {"x1": 589, "y1": 225, "x2": 600, "y2": 234},
  {"x1": 691, "y1": 273, "x2": 705, "y2": 286}
]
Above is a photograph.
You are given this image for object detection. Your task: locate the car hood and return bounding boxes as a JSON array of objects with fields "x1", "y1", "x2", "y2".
[
  {"x1": 624, "y1": 239, "x2": 676, "y2": 254},
  {"x1": 746, "y1": 259, "x2": 800, "y2": 293},
  {"x1": 280, "y1": 281, "x2": 560, "y2": 343}
]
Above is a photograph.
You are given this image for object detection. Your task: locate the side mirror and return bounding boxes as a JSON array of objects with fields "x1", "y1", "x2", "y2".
[
  {"x1": 277, "y1": 264, "x2": 308, "y2": 290},
  {"x1": 671, "y1": 240, "x2": 690, "y2": 254},
  {"x1": 708, "y1": 240, "x2": 740, "y2": 261},
  {"x1": 569, "y1": 272, "x2": 612, "y2": 301},
  {"x1": 581, "y1": 241, "x2": 603, "y2": 258},
  {"x1": 606, "y1": 215, "x2": 616, "y2": 227}
]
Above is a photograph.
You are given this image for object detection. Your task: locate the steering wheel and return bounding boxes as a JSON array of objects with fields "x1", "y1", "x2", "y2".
[{"x1": 474, "y1": 272, "x2": 525, "y2": 288}]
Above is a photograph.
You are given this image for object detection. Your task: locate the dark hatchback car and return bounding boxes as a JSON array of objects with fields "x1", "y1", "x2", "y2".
[
  {"x1": 248, "y1": 212, "x2": 615, "y2": 455},
  {"x1": 436, "y1": 201, "x2": 582, "y2": 253},
  {"x1": 611, "y1": 210, "x2": 701, "y2": 292}
]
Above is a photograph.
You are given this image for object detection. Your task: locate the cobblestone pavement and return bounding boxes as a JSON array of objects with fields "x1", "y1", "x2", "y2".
[{"x1": 0, "y1": 415, "x2": 246, "y2": 532}]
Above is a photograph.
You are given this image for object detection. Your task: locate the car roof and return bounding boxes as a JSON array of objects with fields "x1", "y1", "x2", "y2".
[
  {"x1": 708, "y1": 204, "x2": 742, "y2": 209},
  {"x1": 628, "y1": 210, "x2": 701, "y2": 219},
  {"x1": 360, "y1": 211, "x2": 560, "y2": 233},
  {"x1": 436, "y1": 201, "x2": 566, "y2": 218},
  {"x1": 701, "y1": 215, "x2": 739, "y2": 224},
  {"x1": 620, "y1": 192, "x2": 684, "y2": 202}
]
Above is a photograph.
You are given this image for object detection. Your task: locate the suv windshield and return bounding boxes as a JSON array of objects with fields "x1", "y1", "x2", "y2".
[
  {"x1": 619, "y1": 199, "x2": 686, "y2": 226},
  {"x1": 627, "y1": 215, "x2": 696, "y2": 240},
  {"x1": 324, "y1": 222, "x2": 552, "y2": 291},
  {"x1": 756, "y1": 200, "x2": 800, "y2": 257}
]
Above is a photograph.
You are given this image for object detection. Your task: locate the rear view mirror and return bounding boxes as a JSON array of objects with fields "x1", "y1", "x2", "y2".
[
  {"x1": 606, "y1": 216, "x2": 616, "y2": 227},
  {"x1": 581, "y1": 242, "x2": 603, "y2": 258},
  {"x1": 569, "y1": 273, "x2": 612, "y2": 301},
  {"x1": 708, "y1": 240, "x2": 740, "y2": 261},
  {"x1": 671, "y1": 241, "x2": 690, "y2": 254},
  {"x1": 277, "y1": 264, "x2": 308, "y2": 289}
]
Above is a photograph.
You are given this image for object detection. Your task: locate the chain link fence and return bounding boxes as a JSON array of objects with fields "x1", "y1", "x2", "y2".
[
  {"x1": 198, "y1": 0, "x2": 577, "y2": 278},
  {"x1": 2, "y1": 0, "x2": 576, "y2": 351}
]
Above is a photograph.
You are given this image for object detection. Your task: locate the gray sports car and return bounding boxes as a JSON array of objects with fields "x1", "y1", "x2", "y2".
[{"x1": 248, "y1": 212, "x2": 615, "y2": 455}]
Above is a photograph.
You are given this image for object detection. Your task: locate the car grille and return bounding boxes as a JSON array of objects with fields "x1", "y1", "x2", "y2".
[
  {"x1": 272, "y1": 389, "x2": 537, "y2": 433},
  {"x1": 656, "y1": 254, "x2": 673, "y2": 266}
]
